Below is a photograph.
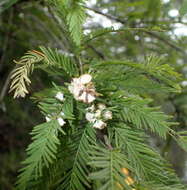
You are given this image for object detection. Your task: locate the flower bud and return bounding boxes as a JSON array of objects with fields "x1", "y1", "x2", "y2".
[
  {"x1": 55, "y1": 92, "x2": 64, "y2": 101},
  {"x1": 93, "y1": 120, "x2": 106, "y2": 129},
  {"x1": 103, "y1": 110, "x2": 112, "y2": 120},
  {"x1": 57, "y1": 117, "x2": 66, "y2": 126},
  {"x1": 80, "y1": 74, "x2": 92, "y2": 84},
  {"x1": 98, "y1": 103, "x2": 106, "y2": 110},
  {"x1": 86, "y1": 112, "x2": 96, "y2": 123},
  {"x1": 45, "y1": 116, "x2": 51, "y2": 122}
]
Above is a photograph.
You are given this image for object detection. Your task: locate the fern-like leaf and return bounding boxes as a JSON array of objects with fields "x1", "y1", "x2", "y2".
[
  {"x1": 88, "y1": 144, "x2": 132, "y2": 190},
  {"x1": 94, "y1": 55, "x2": 181, "y2": 93},
  {"x1": 114, "y1": 125, "x2": 185, "y2": 189},
  {"x1": 66, "y1": 3, "x2": 86, "y2": 46},
  {"x1": 9, "y1": 50, "x2": 45, "y2": 98},
  {"x1": 10, "y1": 47, "x2": 77, "y2": 98},
  {"x1": 59, "y1": 125, "x2": 96, "y2": 190},
  {"x1": 67, "y1": 6, "x2": 85, "y2": 46},
  {"x1": 115, "y1": 125, "x2": 168, "y2": 182},
  {"x1": 113, "y1": 97, "x2": 173, "y2": 138},
  {"x1": 0, "y1": 0, "x2": 19, "y2": 13},
  {"x1": 16, "y1": 120, "x2": 64, "y2": 190},
  {"x1": 40, "y1": 47, "x2": 78, "y2": 76}
]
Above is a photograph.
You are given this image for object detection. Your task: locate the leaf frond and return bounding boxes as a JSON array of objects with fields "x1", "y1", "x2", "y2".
[
  {"x1": 9, "y1": 50, "x2": 45, "y2": 98},
  {"x1": 59, "y1": 125, "x2": 96, "y2": 190},
  {"x1": 16, "y1": 120, "x2": 64, "y2": 190},
  {"x1": 88, "y1": 144, "x2": 132, "y2": 190}
]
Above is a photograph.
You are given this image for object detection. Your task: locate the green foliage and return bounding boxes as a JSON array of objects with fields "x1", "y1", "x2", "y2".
[
  {"x1": 16, "y1": 120, "x2": 65, "y2": 190},
  {"x1": 40, "y1": 47, "x2": 78, "y2": 76},
  {"x1": 66, "y1": 5, "x2": 86, "y2": 46},
  {"x1": 88, "y1": 145, "x2": 132, "y2": 190},
  {"x1": 114, "y1": 125, "x2": 177, "y2": 185},
  {"x1": 54, "y1": 0, "x2": 86, "y2": 46},
  {"x1": 0, "y1": 0, "x2": 19, "y2": 13},
  {"x1": 9, "y1": 50, "x2": 45, "y2": 98},
  {"x1": 59, "y1": 125, "x2": 96, "y2": 190},
  {"x1": 114, "y1": 97, "x2": 172, "y2": 138},
  {"x1": 10, "y1": 47, "x2": 77, "y2": 98},
  {"x1": 176, "y1": 131, "x2": 187, "y2": 151},
  {"x1": 6, "y1": 0, "x2": 187, "y2": 190},
  {"x1": 180, "y1": 0, "x2": 187, "y2": 16},
  {"x1": 94, "y1": 55, "x2": 181, "y2": 93}
]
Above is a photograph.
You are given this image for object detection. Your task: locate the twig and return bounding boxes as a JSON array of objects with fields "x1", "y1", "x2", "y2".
[
  {"x1": 84, "y1": 27, "x2": 164, "y2": 44},
  {"x1": 104, "y1": 135, "x2": 113, "y2": 150},
  {"x1": 84, "y1": 6, "x2": 185, "y2": 54},
  {"x1": 145, "y1": 31, "x2": 184, "y2": 53},
  {"x1": 0, "y1": 65, "x2": 18, "y2": 103},
  {"x1": 87, "y1": 44, "x2": 105, "y2": 59},
  {"x1": 0, "y1": 8, "x2": 13, "y2": 72},
  {"x1": 83, "y1": 5, "x2": 127, "y2": 25}
]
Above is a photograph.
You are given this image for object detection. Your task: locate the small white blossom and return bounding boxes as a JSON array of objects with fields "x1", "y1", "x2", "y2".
[
  {"x1": 55, "y1": 92, "x2": 64, "y2": 101},
  {"x1": 79, "y1": 74, "x2": 92, "y2": 84},
  {"x1": 103, "y1": 110, "x2": 113, "y2": 120},
  {"x1": 98, "y1": 103, "x2": 106, "y2": 110},
  {"x1": 78, "y1": 91, "x2": 95, "y2": 103},
  {"x1": 68, "y1": 85, "x2": 74, "y2": 94},
  {"x1": 93, "y1": 120, "x2": 107, "y2": 129},
  {"x1": 95, "y1": 109, "x2": 102, "y2": 118},
  {"x1": 57, "y1": 117, "x2": 66, "y2": 126},
  {"x1": 60, "y1": 112, "x2": 65, "y2": 116},
  {"x1": 86, "y1": 94, "x2": 96, "y2": 103},
  {"x1": 68, "y1": 78, "x2": 84, "y2": 100},
  {"x1": 78, "y1": 91, "x2": 87, "y2": 102},
  {"x1": 86, "y1": 105, "x2": 95, "y2": 112},
  {"x1": 45, "y1": 116, "x2": 51, "y2": 122},
  {"x1": 86, "y1": 112, "x2": 96, "y2": 123},
  {"x1": 68, "y1": 74, "x2": 97, "y2": 104}
]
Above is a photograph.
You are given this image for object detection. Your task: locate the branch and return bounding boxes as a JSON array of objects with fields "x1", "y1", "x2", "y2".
[
  {"x1": 84, "y1": 27, "x2": 165, "y2": 44},
  {"x1": 84, "y1": 6, "x2": 185, "y2": 54},
  {"x1": 0, "y1": 8, "x2": 13, "y2": 72},
  {"x1": 87, "y1": 44, "x2": 105, "y2": 59},
  {"x1": 84, "y1": 5, "x2": 127, "y2": 24}
]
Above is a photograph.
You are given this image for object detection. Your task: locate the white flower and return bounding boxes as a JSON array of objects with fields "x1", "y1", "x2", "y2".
[
  {"x1": 77, "y1": 91, "x2": 95, "y2": 103},
  {"x1": 57, "y1": 117, "x2": 66, "y2": 126},
  {"x1": 86, "y1": 94, "x2": 96, "y2": 103},
  {"x1": 55, "y1": 92, "x2": 64, "y2": 101},
  {"x1": 103, "y1": 110, "x2": 113, "y2": 120},
  {"x1": 79, "y1": 74, "x2": 92, "y2": 84},
  {"x1": 68, "y1": 78, "x2": 84, "y2": 99},
  {"x1": 68, "y1": 84, "x2": 74, "y2": 94},
  {"x1": 93, "y1": 120, "x2": 106, "y2": 129},
  {"x1": 68, "y1": 74, "x2": 96, "y2": 104},
  {"x1": 45, "y1": 116, "x2": 51, "y2": 122},
  {"x1": 60, "y1": 112, "x2": 65, "y2": 116},
  {"x1": 86, "y1": 105, "x2": 95, "y2": 112},
  {"x1": 95, "y1": 109, "x2": 102, "y2": 118},
  {"x1": 86, "y1": 112, "x2": 96, "y2": 123},
  {"x1": 98, "y1": 103, "x2": 106, "y2": 110},
  {"x1": 78, "y1": 91, "x2": 87, "y2": 101}
]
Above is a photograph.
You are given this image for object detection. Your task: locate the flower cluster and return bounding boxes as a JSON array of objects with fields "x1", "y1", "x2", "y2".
[
  {"x1": 45, "y1": 92, "x2": 66, "y2": 126},
  {"x1": 68, "y1": 74, "x2": 97, "y2": 104},
  {"x1": 85, "y1": 104, "x2": 112, "y2": 129}
]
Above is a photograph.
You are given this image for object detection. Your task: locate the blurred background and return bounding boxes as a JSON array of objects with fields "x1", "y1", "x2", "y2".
[{"x1": 0, "y1": 0, "x2": 187, "y2": 189}]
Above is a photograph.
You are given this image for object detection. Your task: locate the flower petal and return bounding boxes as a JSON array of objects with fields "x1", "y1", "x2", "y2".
[
  {"x1": 57, "y1": 117, "x2": 66, "y2": 126},
  {"x1": 80, "y1": 74, "x2": 92, "y2": 84},
  {"x1": 55, "y1": 92, "x2": 64, "y2": 101}
]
